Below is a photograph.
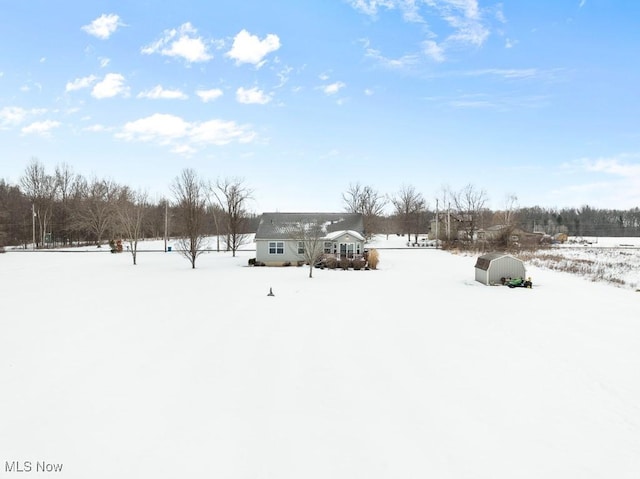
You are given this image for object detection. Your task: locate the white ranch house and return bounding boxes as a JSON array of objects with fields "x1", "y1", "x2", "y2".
[{"x1": 254, "y1": 212, "x2": 365, "y2": 266}]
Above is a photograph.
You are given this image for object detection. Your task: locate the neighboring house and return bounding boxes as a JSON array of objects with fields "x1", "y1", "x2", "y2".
[
  {"x1": 476, "y1": 225, "x2": 526, "y2": 242},
  {"x1": 428, "y1": 213, "x2": 474, "y2": 241},
  {"x1": 255, "y1": 212, "x2": 365, "y2": 266},
  {"x1": 477, "y1": 225, "x2": 547, "y2": 246},
  {"x1": 474, "y1": 253, "x2": 526, "y2": 285}
]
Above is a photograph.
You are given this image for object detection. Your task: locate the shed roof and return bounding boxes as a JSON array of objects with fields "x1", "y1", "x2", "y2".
[
  {"x1": 474, "y1": 252, "x2": 521, "y2": 271},
  {"x1": 255, "y1": 212, "x2": 364, "y2": 240}
]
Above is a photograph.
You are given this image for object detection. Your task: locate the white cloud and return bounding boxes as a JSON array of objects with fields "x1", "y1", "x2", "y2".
[
  {"x1": 92, "y1": 73, "x2": 128, "y2": 99},
  {"x1": 137, "y1": 85, "x2": 188, "y2": 100},
  {"x1": 171, "y1": 144, "x2": 198, "y2": 155},
  {"x1": 552, "y1": 154, "x2": 640, "y2": 208},
  {"x1": 226, "y1": 29, "x2": 281, "y2": 67},
  {"x1": 117, "y1": 114, "x2": 189, "y2": 143},
  {"x1": 189, "y1": 119, "x2": 256, "y2": 145},
  {"x1": 449, "y1": 98, "x2": 493, "y2": 109},
  {"x1": 464, "y1": 68, "x2": 539, "y2": 79},
  {"x1": 141, "y1": 23, "x2": 212, "y2": 63},
  {"x1": 322, "y1": 81, "x2": 346, "y2": 95},
  {"x1": 353, "y1": 0, "x2": 492, "y2": 65},
  {"x1": 363, "y1": 41, "x2": 420, "y2": 69},
  {"x1": 347, "y1": 0, "x2": 396, "y2": 16},
  {"x1": 0, "y1": 106, "x2": 28, "y2": 127},
  {"x1": 196, "y1": 88, "x2": 224, "y2": 102},
  {"x1": 82, "y1": 14, "x2": 123, "y2": 40},
  {"x1": 21, "y1": 120, "x2": 61, "y2": 137},
  {"x1": 422, "y1": 40, "x2": 446, "y2": 62},
  {"x1": 437, "y1": 91, "x2": 550, "y2": 111},
  {"x1": 581, "y1": 155, "x2": 640, "y2": 178},
  {"x1": 18, "y1": 80, "x2": 42, "y2": 93},
  {"x1": 446, "y1": 16, "x2": 489, "y2": 46},
  {"x1": 84, "y1": 124, "x2": 108, "y2": 132},
  {"x1": 236, "y1": 87, "x2": 271, "y2": 104},
  {"x1": 0, "y1": 106, "x2": 47, "y2": 128},
  {"x1": 115, "y1": 113, "x2": 256, "y2": 153},
  {"x1": 275, "y1": 65, "x2": 293, "y2": 88},
  {"x1": 66, "y1": 75, "x2": 98, "y2": 92}
]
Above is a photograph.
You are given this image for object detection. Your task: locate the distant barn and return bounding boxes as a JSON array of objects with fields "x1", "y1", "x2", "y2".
[{"x1": 475, "y1": 253, "x2": 526, "y2": 286}]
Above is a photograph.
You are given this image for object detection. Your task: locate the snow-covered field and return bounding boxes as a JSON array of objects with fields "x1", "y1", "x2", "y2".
[
  {"x1": 518, "y1": 236, "x2": 640, "y2": 291},
  {"x1": 1, "y1": 237, "x2": 640, "y2": 478}
]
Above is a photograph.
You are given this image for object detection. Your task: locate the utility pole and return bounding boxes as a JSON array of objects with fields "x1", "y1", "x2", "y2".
[
  {"x1": 447, "y1": 202, "x2": 451, "y2": 241},
  {"x1": 32, "y1": 203, "x2": 36, "y2": 251},
  {"x1": 164, "y1": 201, "x2": 168, "y2": 252},
  {"x1": 435, "y1": 199, "x2": 439, "y2": 248}
]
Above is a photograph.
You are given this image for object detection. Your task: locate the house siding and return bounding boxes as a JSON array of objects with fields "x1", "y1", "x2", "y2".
[{"x1": 256, "y1": 239, "x2": 303, "y2": 265}]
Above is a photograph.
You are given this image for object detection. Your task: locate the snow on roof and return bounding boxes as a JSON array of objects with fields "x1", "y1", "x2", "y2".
[{"x1": 324, "y1": 230, "x2": 365, "y2": 241}]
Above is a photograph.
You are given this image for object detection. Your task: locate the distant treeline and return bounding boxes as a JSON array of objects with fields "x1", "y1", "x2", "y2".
[
  {"x1": 517, "y1": 206, "x2": 640, "y2": 237},
  {"x1": 2, "y1": 161, "x2": 640, "y2": 249},
  {"x1": 0, "y1": 161, "x2": 259, "y2": 249}
]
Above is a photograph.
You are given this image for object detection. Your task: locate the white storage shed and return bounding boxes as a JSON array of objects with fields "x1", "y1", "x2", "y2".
[{"x1": 475, "y1": 253, "x2": 526, "y2": 285}]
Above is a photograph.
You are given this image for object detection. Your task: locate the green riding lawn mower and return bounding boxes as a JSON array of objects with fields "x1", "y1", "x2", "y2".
[{"x1": 502, "y1": 277, "x2": 533, "y2": 288}]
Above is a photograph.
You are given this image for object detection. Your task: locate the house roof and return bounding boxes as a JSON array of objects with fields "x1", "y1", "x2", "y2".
[{"x1": 255, "y1": 212, "x2": 364, "y2": 240}]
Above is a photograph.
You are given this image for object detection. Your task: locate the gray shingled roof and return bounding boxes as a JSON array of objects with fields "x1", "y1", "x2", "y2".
[{"x1": 255, "y1": 212, "x2": 364, "y2": 240}]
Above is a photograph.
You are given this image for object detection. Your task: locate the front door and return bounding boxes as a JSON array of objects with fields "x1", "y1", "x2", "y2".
[{"x1": 339, "y1": 243, "x2": 354, "y2": 258}]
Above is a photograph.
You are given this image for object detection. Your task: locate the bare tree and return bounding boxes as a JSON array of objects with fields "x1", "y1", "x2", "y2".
[
  {"x1": 287, "y1": 218, "x2": 326, "y2": 278},
  {"x1": 452, "y1": 184, "x2": 489, "y2": 242},
  {"x1": 171, "y1": 169, "x2": 208, "y2": 269},
  {"x1": 53, "y1": 163, "x2": 77, "y2": 246},
  {"x1": 391, "y1": 184, "x2": 426, "y2": 244},
  {"x1": 73, "y1": 177, "x2": 119, "y2": 246},
  {"x1": 0, "y1": 179, "x2": 31, "y2": 248},
  {"x1": 20, "y1": 159, "x2": 58, "y2": 248},
  {"x1": 213, "y1": 177, "x2": 252, "y2": 257},
  {"x1": 493, "y1": 193, "x2": 520, "y2": 248},
  {"x1": 499, "y1": 194, "x2": 519, "y2": 227},
  {"x1": 342, "y1": 183, "x2": 387, "y2": 238},
  {"x1": 145, "y1": 197, "x2": 170, "y2": 242},
  {"x1": 0, "y1": 181, "x2": 11, "y2": 248},
  {"x1": 116, "y1": 188, "x2": 148, "y2": 265},
  {"x1": 206, "y1": 202, "x2": 225, "y2": 252}
]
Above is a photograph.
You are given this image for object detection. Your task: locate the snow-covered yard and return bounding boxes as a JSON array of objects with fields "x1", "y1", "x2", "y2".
[{"x1": 1, "y1": 237, "x2": 639, "y2": 478}]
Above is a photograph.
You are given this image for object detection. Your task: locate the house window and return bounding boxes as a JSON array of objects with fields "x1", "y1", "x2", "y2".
[
  {"x1": 268, "y1": 241, "x2": 284, "y2": 255},
  {"x1": 298, "y1": 241, "x2": 305, "y2": 254},
  {"x1": 356, "y1": 243, "x2": 361, "y2": 255},
  {"x1": 324, "y1": 241, "x2": 333, "y2": 254}
]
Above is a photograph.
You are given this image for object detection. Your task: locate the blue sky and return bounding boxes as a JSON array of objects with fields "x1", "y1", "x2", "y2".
[{"x1": 1, "y1": 0, "x2": 640, "y2": 213}]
